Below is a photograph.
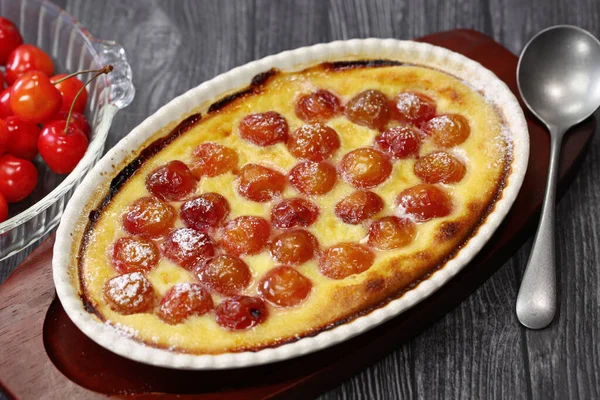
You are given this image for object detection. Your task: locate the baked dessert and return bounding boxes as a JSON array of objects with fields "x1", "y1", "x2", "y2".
[{"x1": 75, "y1": 60, "x2": 510, "y2": 354}]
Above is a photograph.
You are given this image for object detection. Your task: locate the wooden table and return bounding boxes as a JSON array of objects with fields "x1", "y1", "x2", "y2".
[{"x1": 1, "y1": 1, "x2": 599, "y2": 399}]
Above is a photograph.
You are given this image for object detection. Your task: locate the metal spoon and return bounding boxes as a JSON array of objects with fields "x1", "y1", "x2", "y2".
[{"x1": 516, "y1": 25, "x2": 600, "y2": 329}]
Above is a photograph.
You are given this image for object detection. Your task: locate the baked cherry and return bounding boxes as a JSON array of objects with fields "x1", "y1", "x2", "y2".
[
  {"x1": 319, "y1": 243, "x2": 375, "y2": 279},
  {"x1": 157, "y1": 283, "x2": 214, "y2": 324},
  {"x1": 414, "y1": 151, "x2": 466, "y2": 184},
  {"x1": 423, "y1": 114, "x2": 470, "y2": 147},
  {"x1": 145, "y1": 160, "x2": 197, "y2": 201},
  {"x1": 4, "y1": 116, "x2": 41, "y2": 160},
  {"x1": 238, "y1": 111, "x2": 288, "y2": 146},
  {"x1": 339, "y1": 148, "x2": 392, "y2": 189},
  {"x1": 0, "y1": 89, "x2": 12, "y2": 118},
  {"x1": 237, "y1": 163, "x2": 286, "y2": 202},
  {"x1": 258, "y1": 266, "x2": 312, "y2": 308},
  {"x1": 197, "y1": 255, "x2": 251, "y2": 296},
  {"x1": 368, "y1": 216, "x2": 416, "y2": 250},
  {"x1": 191, "y1": 142, "x2": 238, "y2": 178},
  {"x1": 286, "y1": 123, "x2": 340, "y2": 161},
  {"x1": 103, "y1": 272, "x2": 154, "y2": 315},
  {"x1": 215, "y1": 295, "x2": 268, "y2": 331},
  {"x1": 47, "y1": 111, "x2": 90, "y2": 138},
  {"x1": 0, "y1": 17, "x2": 23, "y2": 65},
  {"x1": 335, "y1": 190, "x2": 384, "y2": 224},
  {"x1": 162, "y1": 228, "x2": 215, "y2": 269},
  {"x1": 289, "y1": 161, "x2": 337, "y2": 195},
  {"x1": 391, "y1": 91, "x2": 436, "y2": 122},
  {"x1": 220, "y1": 216, "x2": 271, "y2": 256},
  {"x1": 110, "y1": 236, "x2": 160, "y2": 274},
  {"x1": 397, "y1": 183, "x2": 452, "y2": 221},
  {"x1": 0, "y1": 193, "x2": 7, "y2": 223},
  {"x1": 38, "y1": 120, "x2": 88, "y2": 174},
  {"x1": 271, "y1": 198, "x2": 319, "y2": 229},
  {"x1": 181, "y1": 192, "x2": 230, "y2": 231},
  {"x1": 270, "y1": 229, "x2": 318, "y2": 265},
  {"x1": 122, "y1": 196, "x2": 176, "y2": 238},
  {"x1": 295, "y1": 89, "x2": 342, "y2": 123},
  {"x1": 5, "y1": 44, "x2": 53, "y2": 84},
  {"x1": 344, "y1": 89, "x2": 390, "y2": 130},
  {"x1": 375, "y1": 125, "x2": 421, "y2": 159},
  {"x1": 10, "y1": 71, "x2": 61, "y2": 124},
  {"x1": 50, "y1": 74, "x2": 87, "y2": 114},
  {"x1": 0, "y1": 154, "x2": 38, "y2": 203}
]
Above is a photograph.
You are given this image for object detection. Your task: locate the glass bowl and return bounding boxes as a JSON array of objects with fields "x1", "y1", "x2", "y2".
[{"x1": 0, "y1": 0, "x2": 134, "y2": 261}]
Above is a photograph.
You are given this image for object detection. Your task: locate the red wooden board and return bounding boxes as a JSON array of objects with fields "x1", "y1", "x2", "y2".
[{"x1": 0, "y1": 29, "x2": 596, "y2": 400}]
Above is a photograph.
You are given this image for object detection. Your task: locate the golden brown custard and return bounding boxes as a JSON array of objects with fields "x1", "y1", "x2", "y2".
[{"x1": 75, "y1": 61, "x2": 510, "y2": 354}]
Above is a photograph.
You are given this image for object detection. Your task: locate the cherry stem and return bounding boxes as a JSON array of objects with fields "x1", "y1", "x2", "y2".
[
  {"x1": 64, "y1": 65, "x2": 114, "y2": 135},
  {"x1": 52, "y1": 66, "x2": 111, "y2": 85}
]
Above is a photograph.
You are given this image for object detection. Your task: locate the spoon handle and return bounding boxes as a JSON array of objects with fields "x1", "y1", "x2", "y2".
[{"x1": 516, "y1": 133, "x2": 562, "y2": 329}]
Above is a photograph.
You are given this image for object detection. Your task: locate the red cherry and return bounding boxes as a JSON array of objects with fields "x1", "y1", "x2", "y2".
[
  {"x1": 110, "y1": 237, "x2": 160, "y2": 274},
  {"x1": 237, "y1": 163, "x2": 286, "y2": 202},
  {"x1": 122, "y1": 196, "x2": 176, "y2": 238},
  {"x1": 414, "y1": 151, "x2": 466, "y2": 184},
  {"x1": 50, "y1": 74, "x2": 87, "y2": 114},
  {"x1": 215, "y1": 296, "x2": 268, "y2": 330},
  {"x1": 38, "y1": 120, "x2": 89, "y2": 174},
  {"x1": 145, "y1": 160, "x2": 197, "y2": 201},
  {"x1": 0, "y1": 192, "x2": 8, "y2": 223},
  {"x1": 220, "y1": 216, "x2": 271, "y2": 256},
  {"x1": 161, "y1": 228, "x2": 215, "y2": 269},
  {"x1": 0, "y1": 18, "x2": 23, "y2": 65},
  {"x1": 157, "y1": 283, "x2": 213, "y2": 324},
  {"x1": 289, "y1": 161, "x2": 337, "y2": 195},
  {"x1": 47, "y1": 111, "x2": 90, "y2": 138},
  {"x1": 286, "y1": 123, "x2": 341, "y2": 161},
  {"x1": 295, "y1": 89, "x2": 342, "y2": 123},
  {"x1": 258, "y1": 266, "x2": 312, "y2": 308},
  {"x1": 339, "y1": 148, "x2": 392, "y2": 189},
  {"x1": 344, "y1": 90, "x2": 390, "y2": 130},
  {"x1": 181, "y1": 192, "x2": 230, "y2": 231},
  {"x1": 271, "y1": 198, "x2": 319, "y2": 229},
  {"x1": 238, "y1": 111, "x2": 288, "y2": 146},
  {"x1": 368, "y1": 216, "x2": 416, "y2": 250},
  {"x1": 375, "y1": 125, "x2": 421, "y2": 159},
  {"x1": 197, "y1": 255, "x2": 252, "y2": 296},
  {"x1": 0, "y1": 71, "x2": 4, "y2": 89},
  {"x1": 0, "y1": 154, "x2": 37, "y2": 203},
  {"x1": 391, "y1": 92, "x2": 436, "y2": 123},
  {"x1": 319, "y1": 243, "x2": 375, "y2": 279},
  {"x1": 270, "y1": 229, "x2": 318, "y2": 265},
  {"x1": 422, "y1": 114, "x2": 471, "y2": 147},
  {"x1": 335, "y1": 190, "x2": 384, "y2": 225},
  {"x1": 397, "y1": 183, "x2": 453, "y2": 221},
  {"x1": 0, "y1": 119, "x2": 8, "y2": 154},
  {"x1": 10, "y1": 71, "x2": 61, "y2": 124},
  {"x1": 0, "y1": 89, "x2": 13, "y2": 118},
  {"x1": 103, "y1": 272, "x2": 154, "y2": 315},
  {"x1": 5, "y1": 116, "x2": 40, "y2": 160},
  {"x1": 5, "y1": 44, "x2": 53, "y2": 85}
]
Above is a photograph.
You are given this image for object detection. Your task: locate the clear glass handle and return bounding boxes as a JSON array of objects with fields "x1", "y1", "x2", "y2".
[{"x1": 93, "y1": 40, "x2": 135, "y2": 110}]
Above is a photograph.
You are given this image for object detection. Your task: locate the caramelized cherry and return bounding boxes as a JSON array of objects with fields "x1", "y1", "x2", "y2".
[
  {"x1": 237, "y1": 163, "x2": 286, "y2": 202},
  {"x1": 191, "y1": 142, "x2": 238, "y2": 178},
  {"x1": 286, "y1": 123, "x2": 340, "y2": 161},
  {"x1": 335, "y1": 190, "x2": 384, "y2": 224},
  {"x1": 258, "y1": 266, "x2": 312, "y2": 308},
  {"x1": 197, "y1": 255, "x2": 252, "y2": 296},
  {"x1": 375, "y1": 125, "x2": 421, "y2": 159},
  {"x1": 238, "y1": 111, "x2": 288, "y2": 146},
  {"x1": 110, "y1": 237, "x2": 160, "y2": 274},
  {"x1": 123, "y1": 196, "x2": 176, "y2": 238},
  {"x1": 414, "y1": 151, "x2": 466, "y2": 184},
  {"x1": 339, "y1": 148, "x2": 392, "y2": 189},
  {"x1": 181, "y1": 193, "x2": 230, "y2": 231},
  {"x1": 215, "y1": 295, "x2": 268, "y2": 330},
  {"x1": 318, "y1": 243, "x2": 375, "y2": 279},
  {"x1": 344, "y1": 89, "x2": 390, "y2": 130},
  {"x1": 157, "y1": 283, "x2": 213, "y2": 324},
  {"x1": 397, "y1": 183, "x2": 452, "y2": 221},
  {"x1": 368, "y1": 216, "x2": 416, "y2": 250},
  {"x1": 391, "y1": 91, "x2": 436, "y2": 122},
  {"x1": 271, "y1": 198, "x2": 319, "y2": 229},
  {"x1": 289, "y1": 161, "x2": 337, "y2": 195},
  {"x1": 295, "y1": 89, "x2": 342, "y2": 123},
  {"x1": 270, "y1": 229, "x2": 318, "y2": 265},
  {"x1": 220, "y1": 216, "x2": 271, "y2": 256},
  {"x1": 103, "y1": 272, "x2": 154, "y2": 315},
  {"x1": 145, "y1": 160, "x2": 197, "y2": 201},
  {"x1": 161, "y1": 228, "x2": 215, "y2": 269},
  {"x1": 422, "y1": 114, "x2": 470, "y2": 147}
]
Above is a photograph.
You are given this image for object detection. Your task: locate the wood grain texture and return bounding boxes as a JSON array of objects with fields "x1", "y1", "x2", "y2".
[{"x1": 1, "y1": 1, "x2": 599, "y2": 399}]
